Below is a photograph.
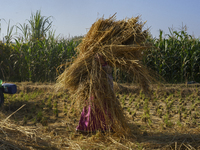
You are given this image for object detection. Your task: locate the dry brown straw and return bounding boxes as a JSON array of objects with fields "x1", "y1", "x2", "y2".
[{"x1": 56, "y1": 15, "x2": 154, "y2": 136}]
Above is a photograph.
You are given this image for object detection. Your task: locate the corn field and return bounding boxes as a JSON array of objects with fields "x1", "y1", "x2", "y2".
[
  {"x1": 0, "y1": 11, "x2": 200, "y2": 83},
  {"x1": 144, "y1": 29, "x2": 200, "y2": 83},
  {"x1": 0, "y1": 39, "x2": 80, "y2": 82},
  {"x1": 0, "y1": 11, "x2": 81, "y2": 82}
]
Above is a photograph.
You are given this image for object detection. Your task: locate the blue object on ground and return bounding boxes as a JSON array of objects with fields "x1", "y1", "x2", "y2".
[{"x1": 2, "y1": 83, "x2": 17, "y2": 94}]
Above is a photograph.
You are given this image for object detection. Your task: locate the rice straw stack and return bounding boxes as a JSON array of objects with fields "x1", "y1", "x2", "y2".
[{"x1": 56, "y1": 15, "x2": 154, "y2": 136}]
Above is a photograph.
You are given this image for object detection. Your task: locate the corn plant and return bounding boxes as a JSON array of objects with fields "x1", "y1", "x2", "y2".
[
  {"x1": 28, "y1": 10, "x2": 52, "y2": 41},
  {"x1": 0, "y1": 10, "x2": 81, "y2": 82},
  {"x1": 2, "y1": 11, "x2": 200, "y2": 84},
  {"x1": 144, "y1": 28, "x2": 200, "y2": 83}
]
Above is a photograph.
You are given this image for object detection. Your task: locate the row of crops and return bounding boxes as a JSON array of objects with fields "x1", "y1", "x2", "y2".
[
  {"x1": 0, "y1": 11, "x2": 200, "y2": 83},
  {"x1": 0, "y1": 39, "x2": 80, "y2": 82},
  {"x1": 145, "y1": 30, "x2": 200, "y2": 83},
  {"x1": 0, "y1": 10, "x2": 81, "y2": 82}
]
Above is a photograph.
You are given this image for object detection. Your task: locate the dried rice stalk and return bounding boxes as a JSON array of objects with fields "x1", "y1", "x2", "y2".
[
  {"x1": 0, "y1": 104, "x2": 37, "y2": 140},
  {"x1": 56, "y1": 15, "x2": 154, "y2": 136}
]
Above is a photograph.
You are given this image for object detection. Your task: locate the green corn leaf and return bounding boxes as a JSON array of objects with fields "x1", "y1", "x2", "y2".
[{"x1": 0, "y1": 80, "x2": 2, "y2": 87}]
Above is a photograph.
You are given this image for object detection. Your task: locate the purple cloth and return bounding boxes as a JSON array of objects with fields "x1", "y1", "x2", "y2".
[
  {"x1": 76, "y1": 64, "x2": 113, "y2": 132},
  {"x1": 76, "y1": 103, "x2": 109, "y2": 132}
]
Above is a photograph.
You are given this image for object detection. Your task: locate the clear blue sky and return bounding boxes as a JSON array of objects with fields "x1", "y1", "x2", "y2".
[{"x1": 0, "y1": 0, "x2": 200, "y2": 40}]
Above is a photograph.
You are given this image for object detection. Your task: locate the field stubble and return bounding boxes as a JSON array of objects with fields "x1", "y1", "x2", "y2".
[{"x1": 0, "y1": 82, "x2": 200, "y2": 149}]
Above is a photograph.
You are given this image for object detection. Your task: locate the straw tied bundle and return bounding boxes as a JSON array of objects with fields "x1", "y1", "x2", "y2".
[{"x1": 57, "y1": 15, "x2": 153, "y2": 135}]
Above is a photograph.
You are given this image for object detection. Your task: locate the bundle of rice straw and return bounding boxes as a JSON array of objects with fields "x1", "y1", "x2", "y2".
[{"x1": 56, "y1": 15, "x2": 154, "y2": 136}]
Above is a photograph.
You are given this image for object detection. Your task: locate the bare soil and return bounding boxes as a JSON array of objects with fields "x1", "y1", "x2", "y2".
[{"x1": 0, "y1": 82, "x2": 200, "y2": 149}]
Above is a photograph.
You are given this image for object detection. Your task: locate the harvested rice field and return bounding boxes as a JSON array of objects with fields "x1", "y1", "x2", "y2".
[{"x1": 0, "y1": 82, "x2": 200, "y2": 150}]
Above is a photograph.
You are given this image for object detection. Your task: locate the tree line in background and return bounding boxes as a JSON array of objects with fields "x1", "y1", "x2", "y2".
[{"x1": 0, "y1": 10, "x2": 200, "y2": 83}]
